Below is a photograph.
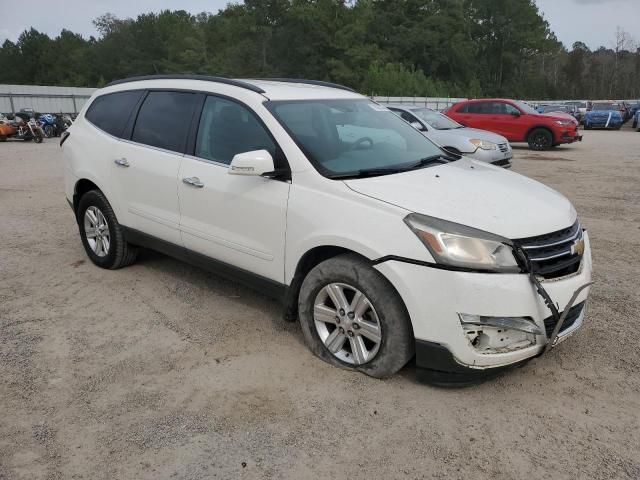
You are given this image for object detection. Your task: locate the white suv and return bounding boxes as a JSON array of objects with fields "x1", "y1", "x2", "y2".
[{"x1": 62, "y1": 76, "x2": 593, "y2": 384}]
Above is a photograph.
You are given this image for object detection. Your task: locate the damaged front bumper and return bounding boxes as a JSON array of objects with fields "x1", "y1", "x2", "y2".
[{"x1": 374, "y1": 232, "x2": 593, "y2": 386}]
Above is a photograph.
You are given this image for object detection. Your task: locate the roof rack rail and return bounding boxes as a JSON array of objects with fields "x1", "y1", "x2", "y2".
[
  {"x1": 105, "y1": 74, "x2": 266, "y2": 94},
  {"x1": 253, "y1": 78, "x2": 355, "y2": 92}
]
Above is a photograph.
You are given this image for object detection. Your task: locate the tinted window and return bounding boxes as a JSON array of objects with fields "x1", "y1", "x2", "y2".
[
  {"x1": 85, "y1": 90, "x2": 143, "y2": 137},
  {"x1": 132, "y1": 91, "x2": 199, "y2": 153},
  {"x1": 466, "y1": 102, "x2": 493, "y2": 114},
  {"x1": 488, "y1": 102, "x2": 519, "y2": 114},
  {"x1": 195, "y1": 96, "x2": 276, "y2": 165}
]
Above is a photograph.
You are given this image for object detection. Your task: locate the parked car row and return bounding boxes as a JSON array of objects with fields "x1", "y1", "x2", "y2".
[
  {"x1": 537, "y1": 104, "x2": 583, "y2": 124},
  {"x1": 535, "y1": 100, "x2": 640, "y2": 127}
]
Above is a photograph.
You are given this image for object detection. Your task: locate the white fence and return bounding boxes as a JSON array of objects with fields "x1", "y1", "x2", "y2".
[
  {"x1": 1, "y1": 84, "x2": 637, "y2": 115},
  {"x1": 0, "y1": 84, "x2": 96, "y2": 114},
  {"x1": 372, "y1": 96, "x2": 467, "y2": 111}
]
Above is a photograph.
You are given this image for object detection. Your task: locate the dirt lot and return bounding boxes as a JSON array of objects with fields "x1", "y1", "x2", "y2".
[{"x1": 1, "y1": 125, "x2": 639, "y2": 480}]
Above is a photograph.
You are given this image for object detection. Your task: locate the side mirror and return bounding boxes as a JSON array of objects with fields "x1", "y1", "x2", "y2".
[
  {"x1": 410, "y1": 121, "x2": 425, "y2": 131},
  {"x1": 510, "y1": 110, "x2": 521, "y2": 117},
  {"x1": 229, "y1": 149, "x2": 275, "y2": 176}
]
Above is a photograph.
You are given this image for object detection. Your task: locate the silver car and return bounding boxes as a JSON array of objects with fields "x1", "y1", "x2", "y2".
[{"x1": 388, "y1": 104, "x2": 513, "y2": 168}]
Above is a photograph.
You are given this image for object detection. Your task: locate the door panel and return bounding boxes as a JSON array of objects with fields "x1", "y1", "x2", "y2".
[
  {"x1": 490, "y1": 102, "x2": 527, "y2": 141},
  {"x1": 110, "y1": 90, "x2": 200, "y2": 245},
  {"x1": 178, "y1": 95, "x2": 289, "y2": 282},
  {"x1": 111, "y1": 142, "x2": 183, "y2": 244},
  {"x1": 179, "y1": 158, "x2": 289, "y2": 281}
]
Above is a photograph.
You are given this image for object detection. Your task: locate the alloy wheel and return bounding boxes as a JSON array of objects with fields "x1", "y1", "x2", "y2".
[
  {"x1": 313, "y1": 283, "x2": 382, "y2": 365},
  {"x1": 533, "y1": 133, "x2": 550, "y2": 149},
  {"x1": 84, "y1": 206, "x2": 111, "y2": 257}
]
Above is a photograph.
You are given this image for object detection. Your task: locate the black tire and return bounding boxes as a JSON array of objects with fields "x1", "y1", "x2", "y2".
[
  {"x1": 527, "y1": 128, "x2": 553, "y2": 151},
  {"x1": 0, "y1": 136, "x2": 6, "y2": 142},
  {"x1": 77, "y1": 189, "x2": 138, "y2": 269},
  {"x1": 33, "y1": 134, "x2": 43, "y2": 144},
  {"x1": 298, "y1": 254, "x2": 414, "y2": 378},
  {"x1": 43, "y1": 125, "x2": 53, "y2": 138}
]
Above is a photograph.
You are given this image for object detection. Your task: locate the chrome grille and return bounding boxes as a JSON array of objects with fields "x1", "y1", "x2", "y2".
[
  {"x1": 498, "y1": 142, "x2": 509, "y2": 153},
  {"x1": 514, "y1": 221, "x2": 583, "y2": 279}
]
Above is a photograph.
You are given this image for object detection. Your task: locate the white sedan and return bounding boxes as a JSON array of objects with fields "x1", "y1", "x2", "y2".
[{"x1": 388, "y1": 104, "x2": 513, "y2": 168}]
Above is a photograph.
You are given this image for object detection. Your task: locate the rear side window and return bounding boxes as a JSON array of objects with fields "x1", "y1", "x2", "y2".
[
  {"x1": 85, "y1": 90, "x2": 143, "y2": 138},
  {"x1": 466, "y1": 102, "x2": 492, "y2": 114},
  {"x1": 132, "y1": 91, "x2": 200, "y2": 153}
]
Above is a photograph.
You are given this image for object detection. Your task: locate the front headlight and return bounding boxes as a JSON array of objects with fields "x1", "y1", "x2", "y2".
[
  {"x1": 469, "y1": 139, "x2": 497, "y2": 150},
  {"x1": 403, "y1": 213, "x2": 520, "y2": 272},
  {"x1": 555, "y1": 120, "x2": 574, "y2": 126}
]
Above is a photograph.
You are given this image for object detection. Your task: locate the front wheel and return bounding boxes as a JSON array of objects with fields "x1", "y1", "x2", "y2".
[
  {"x1": 527, "y1": 128, "x2": 553, "y2": 151},
  {"x1": 298, "y1": 254, "x2": 414, "y2": 378},
  {"x1": 77, "y1": 190, "x2": 138, "y2": 269},
  {"x1": 33, "y1": 133, "x2": 43, "y2": 143},
  {"x1": 43, "y1": 125, "x2": 53, "y2": 138}
]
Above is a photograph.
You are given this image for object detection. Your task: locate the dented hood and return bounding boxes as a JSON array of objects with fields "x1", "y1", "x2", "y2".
[{"x1": 344, "y1": 158, "x2": 576, "y2": 239}]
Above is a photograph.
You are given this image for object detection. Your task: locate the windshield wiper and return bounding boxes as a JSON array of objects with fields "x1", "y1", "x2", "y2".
[
  {"x1": 329, "y1": 167, "x2": 409, "y2": 179},
  {"x1": 407, "y1": 154, "x2": 456, "y2": 168},
  {"x1": 329, "y1": 155, "x2": 454, "y2": 180}
]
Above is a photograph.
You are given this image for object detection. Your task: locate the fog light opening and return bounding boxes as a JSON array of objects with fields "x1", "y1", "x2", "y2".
[{"x1": 459, "y1": 314, "x2": 541, "y2": 354}]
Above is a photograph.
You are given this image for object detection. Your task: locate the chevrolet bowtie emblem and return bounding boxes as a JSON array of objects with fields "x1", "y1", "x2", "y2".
[{"x1": 571, "y1": 238, "x2": 585, "y2": 256}]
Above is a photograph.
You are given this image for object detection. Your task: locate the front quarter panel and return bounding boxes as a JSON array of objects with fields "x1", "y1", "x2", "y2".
[{"x1": 284, "y1": 170, "x2": 434, "y2": 284}]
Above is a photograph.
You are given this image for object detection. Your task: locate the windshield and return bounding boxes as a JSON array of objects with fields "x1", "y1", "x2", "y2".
[
  {"x1": 593, "y1": 103, "x2": 619, "y2": 111},
  {"x1": 513, "y1": 101, "x2": 539, "y2": 115},
  {"x1": 410, "y1": 108, "x2": 462, "y2": 130},
  {"x1": 267, "y1": 99, "x2": 448, "y2": 178}
]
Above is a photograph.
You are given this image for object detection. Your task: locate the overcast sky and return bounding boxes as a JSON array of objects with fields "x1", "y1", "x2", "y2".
[{"x1": 0, "y1": 0, "x2": 637, "y2": 50}]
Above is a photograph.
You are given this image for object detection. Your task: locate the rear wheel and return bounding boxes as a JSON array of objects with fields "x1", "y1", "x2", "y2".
[
  {"x1": 527, "y1": 128, "x2": 553, "y2": 151},
  {"x1": 77, "y1": 190, "x2": 138, "y2": 269},
  {"x1": 298, "y1": 254, "x2": 414, "y2": 378},
  {"x1": 0, "y1": 136, "x2": 6, "y2": 142}
]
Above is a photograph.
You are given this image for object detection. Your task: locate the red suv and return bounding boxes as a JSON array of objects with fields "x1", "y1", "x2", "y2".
[{"x1": 445, "y1": 99, "x2": 582, "y2": 151}]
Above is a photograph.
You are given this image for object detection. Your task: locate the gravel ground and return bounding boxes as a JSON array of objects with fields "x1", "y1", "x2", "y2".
[{"x1": 1, "y1": 125, "x2": 639, "y2": 480}]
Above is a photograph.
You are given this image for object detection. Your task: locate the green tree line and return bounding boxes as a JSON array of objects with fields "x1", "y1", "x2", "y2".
[{"x1": 0, "y1": 0, "x2": 638, "y2": 99}]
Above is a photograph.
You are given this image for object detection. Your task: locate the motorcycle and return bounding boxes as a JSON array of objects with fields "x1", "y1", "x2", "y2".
[
  {"x1": 0, "y1": 113, "x2": 44, "y2": 143},
  {"x1": 39, "y1": 113, "x2": 58, "y2": 138}
]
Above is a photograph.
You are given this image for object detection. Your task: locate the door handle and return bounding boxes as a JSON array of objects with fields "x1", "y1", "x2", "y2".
[
  {"x1": 182, "y1": 176, "x2": 205, "y2": 188},
  {"x1": 114, "y1": 158, "x2": 130, "y2": 167}
]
